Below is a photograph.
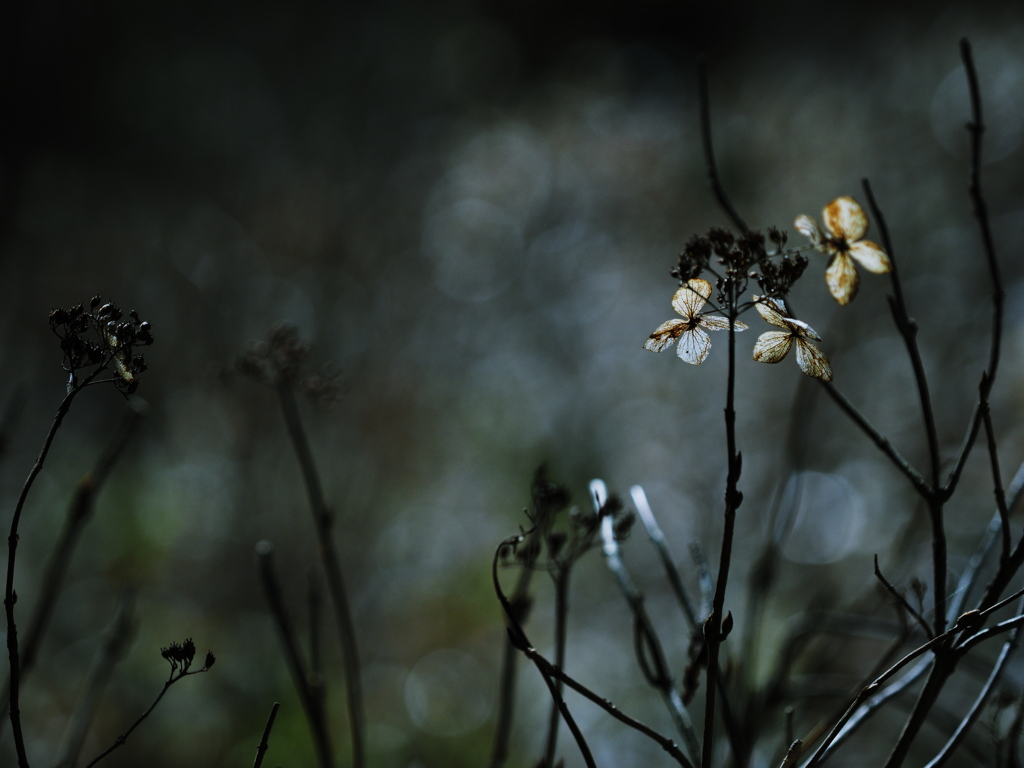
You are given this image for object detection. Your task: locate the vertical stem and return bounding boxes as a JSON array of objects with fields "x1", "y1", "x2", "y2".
[
  {"x1": 542, "y1": 568, "x2": 569, "y2": 766},
  {"x1": 275, "y1": 383, "x2": 365, "y2": 768},
  {"x1": 702, "y1": 291, "x2": 741, "y2": 768},
  {"x1": 5, "y1": 371, "x2": 102, "y2": 767}
]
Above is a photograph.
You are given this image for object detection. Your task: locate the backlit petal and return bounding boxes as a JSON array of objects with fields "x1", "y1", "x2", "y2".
[
  {"x1": 849, "y1": 241, "x2": 891, "y2": 274},
  {"x1": 795, "y1": 339, "x2": 833, "y2": 381},
  {"x1": 753, "y1": 296, "x2": 789, "y2": 328},
  {"x1": 825, "y1": 253, "x2": 859, "y2": 305},
  {"x1": 699, "y1": 315, "x2": 747, "y2": 332},
  {"x1": 671, "y1": 278, "x2": 712, "y2": 319},
  {"x1": 643, "y1": 319, "x2": 685, "y2": 352},
  {"x1": 677, "y1": 326, "x2": 711, "y2": 365},
  {"x1": 784, "y1": 316, "x2": 821, "y2": 341},
  {"x1": 752, "y1": 331, "x2": 793, "y2": 364},
  {"x1": 822, "y1": 196, "x2": 868, "y2": 241},
  {"x1": 794, "y1": 214, "x2": 824, "y2": 248}
]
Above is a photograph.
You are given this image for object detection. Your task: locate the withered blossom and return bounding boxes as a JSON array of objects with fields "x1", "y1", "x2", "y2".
[
  {"x1": 751, "y1": 296, "x2": 832, "y2": 381},
  {"x1": 644, "y1": 278, "x2": 747, "y2": 365},
  {"x1": 795, "y1": 196, "x2": 891, "y2": 305}
]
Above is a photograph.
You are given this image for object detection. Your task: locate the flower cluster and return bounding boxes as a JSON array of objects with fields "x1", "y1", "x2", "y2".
[
  {"x1": 646, "y1": 197, "x2": 889, "y2": 381},
  {"x1": 795, "y1": 196, "x2": 890, "y2": 305},
  {"x1": 643, "y1": 278, "x2": 747, "y2": 365},
  {"x1": 48, "y1": 295, "x2": 153, "y2": 394}
]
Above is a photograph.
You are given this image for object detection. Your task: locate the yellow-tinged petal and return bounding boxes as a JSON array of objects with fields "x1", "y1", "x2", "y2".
[
  {"x1": 672, "y1": 278, "x2": 712, "y2": 319},
  {"x1": 795, "y1": 339, "x2": 833, "y2": 381},
  {"x1": 677, "y1": 327, "x2": 711, "y2": 365},
  {"x1": 644, "y1": 319, "x2": 686, "y2": 352},
  {"x1": 699, "y1": 315, "x2": 747, "y2": 332},
  {"x1": 849, "y1": 240, "x2": 891, "y2": 274},
  {"x1": 825, "y1": 253, "x2": 859, "y2": 305},
  {"x1": 752, "y1": 331, "x2": 793, "y2": 364},
  {"x1": 822, "y1": 196, "x2": 868, "y2": 242}
]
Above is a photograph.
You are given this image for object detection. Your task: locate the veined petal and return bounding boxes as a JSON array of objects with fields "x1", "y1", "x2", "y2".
[
  {"x1": 849, "y1": 240, "x2": 891, "y2": 274},
  {"x1": 795, "y1": 339, "x2": 833, "y2": 381},
  {"x1": 672, "y1": 278, "x2": 712, "y2": 320},
  {"x1": 677, "y1": 326, "x2": 711, "y2": 365},
  {"x1": 752, "y1": 331, "x2": 793, "y2": 364},
  {"x1": 753, "y1": 296, "x2": 790, "y2": 328},
  {"x1": 783, "y1": 316, "x2": 821, "y2": 341},
  {"x1": 643, "y1": 319, "x2": 685, "y2": 352},
  {"x1": 699, "y1": 315, "x2": 747, "y2": 332},
  {"x1": 794, "y1": 214, "x2": 824, "y2": 248},
  {"x1": 825, "y1": 253, "x2": 859, "y2": 305},
  {"x1": 823, "y1": 196, "x2": 868, "y2": 241}
]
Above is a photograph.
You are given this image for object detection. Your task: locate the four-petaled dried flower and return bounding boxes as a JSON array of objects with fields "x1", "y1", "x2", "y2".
[
  {"x1": 644, "y1": 278, "x2": 747, "y2": 365},
  {"x1": 795, "y1": 196, "x2": 891, "y2": 305},
  {"x1": 751, "y1": 296, "x2": 833, "y2": 381}
]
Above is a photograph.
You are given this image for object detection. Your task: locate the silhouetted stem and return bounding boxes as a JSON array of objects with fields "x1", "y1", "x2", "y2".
[
  {"x1": 5, "y1": 368, "x2": 104, "y2": 767},
  {"x1": 256, "y1": 542, "x2": 334, "y2": 768},
  {"x1": 489, "y1": 565, "x2": 533, "y2": 768},
  {"x1": 541, "y1": 567, "x2": 569, "y2": 767},
  {"x1": 0, "y1": 407, "x2": 140, "y2": 733},
  {"x1": 82, "y1": 656, "x2": 212, "y2": 768},
  {"x1": 493, "y1": 536, "x2": 691, "y2": 768},
  {"x1": 275, "y1": 383, "x2": 364, "y2": 768},
  {"x1": 253, "y1": 702, "x2": 281, "y2": 768},
  {"x1": 698, "y1": 58, "x2": 748, "y2": 233},
  {"x1": 703, "y1": 294, "x2": 743, "y2": 768}
]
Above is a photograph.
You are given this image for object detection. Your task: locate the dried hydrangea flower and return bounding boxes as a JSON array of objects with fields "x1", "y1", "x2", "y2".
[
  {"x1": 795, "y1": 196, "x2": 891, "y2": 305},
  {"x1": 644, "y1": 278, "x2": 747, "y2": 365},
  {"x1": 751, "y1": 296, "x2": 832, "y2": 381}
]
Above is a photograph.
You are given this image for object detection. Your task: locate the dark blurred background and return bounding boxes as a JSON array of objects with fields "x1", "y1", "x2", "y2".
[{"x1": 1, "y1": 1, "x2": 1023, "y2": 766}]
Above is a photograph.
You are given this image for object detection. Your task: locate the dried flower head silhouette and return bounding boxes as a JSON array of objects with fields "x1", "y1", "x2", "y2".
[
  {"x1": 643, "y1": 278, "x2": 747, "y2": 365},
  {"x1": 751, "y1": 296, "x2": 832, "y2": 381},
  {"x1": 795, "y1": 196, "x2": 891, "y2": 305}
]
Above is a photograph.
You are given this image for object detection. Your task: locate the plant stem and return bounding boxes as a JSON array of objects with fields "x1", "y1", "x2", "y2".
[
  {"x1": 5, "y1": 369, "x2": 103, "y2": 767},
  {"x1": 542, "y1": 567, "x2": 569, "y2": 767},
  {"x1": 275, "y1": 382, "x2": 364, "y2": 768},
  {"x1": 702, "y1": 294, "x2": 742, "y2": 768}
]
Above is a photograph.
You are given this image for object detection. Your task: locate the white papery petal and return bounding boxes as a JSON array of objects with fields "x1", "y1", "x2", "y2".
[
  {"x1": 753, "y1": 297, "x2": 789, "y2": 328},
  {"x1": 796, "y1": 339, "x2": 833, "y2": 381},
  {"x1": 849, "y1": 241, "x2": 891, "y2": 274},
  {"x1": 752, "y1": 331, "x2": 793, "y2": 364},
  {"x1": 677, "y1": 326, "x2": 712, "y2": 365},
  {"x1": 700, "y1": 315, "x2": 747, "y2": 332},
  {"x1": 794, "y1": 214, "x2": 824, "y2": 248},
  {"x1": 643, "y1": 319, "x2": 685, "y2": 352},
  {"x1": 671, "y1": 278, "x2": 712, "y2": 319}
]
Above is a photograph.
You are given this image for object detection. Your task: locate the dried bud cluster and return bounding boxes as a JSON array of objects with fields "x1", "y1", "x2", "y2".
[
  {"x1": 672, "y1": 227, "x2": 808, "y2": 306},
  {"x1": 237, "y1": 324, "x2": 342, "y2": 407},
  {"x1": 502, "y1": 466, "x2": 634, "y2": 571},
  {"x1": 160, "y1": 637, "x2": 216, "y2": 675},
  {"x1": 48, "y1": 295, "x2": 153, "y2": 394}
]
